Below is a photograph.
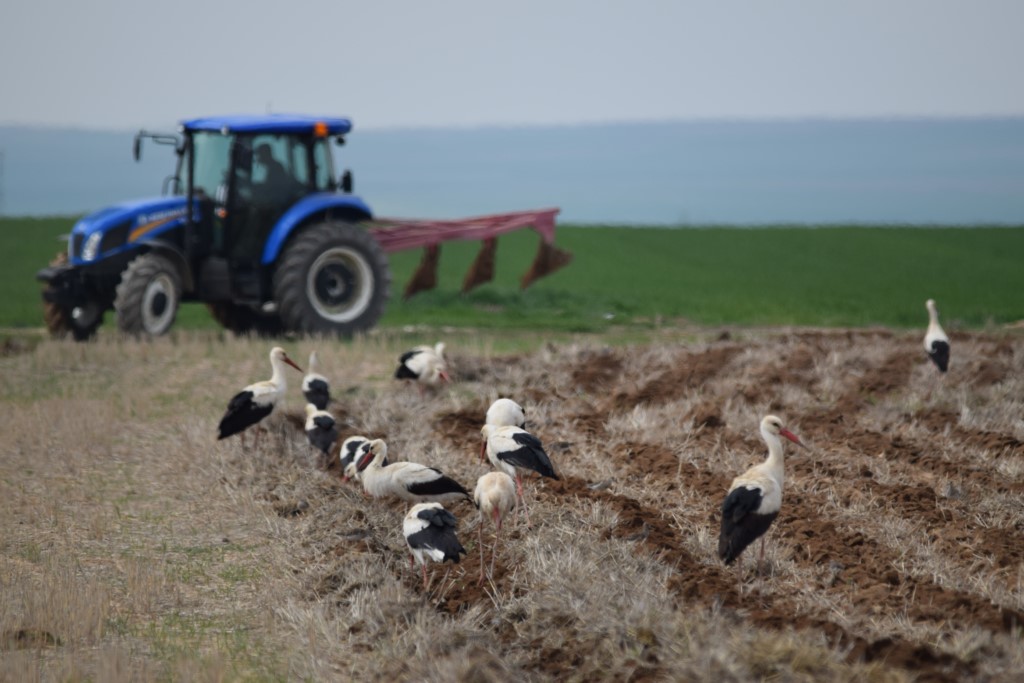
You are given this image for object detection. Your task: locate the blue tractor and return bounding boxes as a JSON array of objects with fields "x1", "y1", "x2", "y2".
[
  {"x1": 37, "y1": 114, "x2": 570, "y2": 341},
  {"x1": 37, "y1": 114, "x2": 391, "y2": 340}
]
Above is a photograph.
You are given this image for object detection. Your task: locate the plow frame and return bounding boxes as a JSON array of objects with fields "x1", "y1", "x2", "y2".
[{"x1": 366, "y1": 208, "x2": 573, "y2": 299}]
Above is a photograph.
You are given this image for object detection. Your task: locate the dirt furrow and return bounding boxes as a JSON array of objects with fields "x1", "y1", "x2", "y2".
[{"x1": 540, "y1": 474, "x2": 973, "y2": 683}]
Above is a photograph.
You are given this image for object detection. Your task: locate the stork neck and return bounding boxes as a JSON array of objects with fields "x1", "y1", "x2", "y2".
[
  {"x1": 367, "y1": 449, "x2": 386, "y2": 472},
  {"x1": 269, "y1": 359, "x2": 287, "y2": 389},
  {"x1": 763, "y1": 431, "x2": 786, "y2": 474}
]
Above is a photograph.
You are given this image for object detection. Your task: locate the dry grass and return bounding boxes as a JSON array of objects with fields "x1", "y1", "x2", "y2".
[{"x1": 1, "y1": 327, "x2": 1022, "y2": 682}]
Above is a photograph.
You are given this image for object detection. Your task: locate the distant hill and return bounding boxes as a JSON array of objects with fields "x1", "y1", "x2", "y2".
[{"x1": 1, "y1": 118, "x2": 1021, "y2": 224}]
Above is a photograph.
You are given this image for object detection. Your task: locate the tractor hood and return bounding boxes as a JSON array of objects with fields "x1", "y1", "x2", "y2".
[{"x1": 69, "y1": 196, "x2": 191, "y2": 265}]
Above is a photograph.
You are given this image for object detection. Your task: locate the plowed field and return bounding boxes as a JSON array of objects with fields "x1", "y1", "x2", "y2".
[{"x1": 2, "y1": 329, "x2": 1022, "y2": 681}]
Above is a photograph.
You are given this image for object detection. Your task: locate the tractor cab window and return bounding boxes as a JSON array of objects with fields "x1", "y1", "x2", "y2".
[
  {"x1": 288, "y1": 144, "x2": 310, "y2": 186},
  {"x1": 189, "y1": 132, "x2": 233, "y2": 204},
  {"x1": 250, "y1": 135, "x2": 298, "y2": 199},
  {"x1": 312, "y1": 139, "x2": 335, "y2": 191}
]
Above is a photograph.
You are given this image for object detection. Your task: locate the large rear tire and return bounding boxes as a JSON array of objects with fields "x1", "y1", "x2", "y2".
[
  {"x1": 273, "y1": 222, "x2": 390, "y2": 336},
  {"x1": 206, "y1": 302, "x2": 286, "y2": 337},
  {"x1": 114, "y1": 254, "x2": 182, "y2": 337}
]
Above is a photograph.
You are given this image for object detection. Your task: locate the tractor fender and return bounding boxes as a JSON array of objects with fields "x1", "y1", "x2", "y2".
[
  {"x1": 126, "y1": 240, "x2": 195, "y2": 293},
  {"x1": 261, "y1": 193, "x2": 373, "y2": 265}
]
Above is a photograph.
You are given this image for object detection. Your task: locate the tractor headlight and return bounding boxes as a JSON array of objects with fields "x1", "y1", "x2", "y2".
[{"x1": 82, "y1": 232, "x2": 103, "y2": 261}]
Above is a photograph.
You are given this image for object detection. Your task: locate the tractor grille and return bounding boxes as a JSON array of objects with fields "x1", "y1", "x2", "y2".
[
  {"x1": 71, "y1": 234, "x2": 84, "y2": 259},
  {"x1": 100, "y1": 222, "x2": 130, "y2": 255}
]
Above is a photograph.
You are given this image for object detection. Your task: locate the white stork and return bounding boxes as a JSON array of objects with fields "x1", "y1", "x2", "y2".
[
  {"x1": 339, "y1": 435, "x2": 370, "y2": 482},
  {"x1": 302, "y1": 350, "x2": 332, "y2": 410},
  {"x1": 718, "y1": 415, "x2": 805, "y2": 587},
  {"x1": 355, "y1": 439, "x2": 471, "y2": 504},
  {"x1": 486, "y1": 397, "x2": 526, "y2": 429},
  {"x1": 403, "y1": 502, "x2": 467, "y2": 590},
  {"x1": 395, "y1": 342, "x2": 450, "y2": 392},
  {"x1": 474, "y1": 471, "x2": 517, "y2": 585},
  {"x1": 924, "y1": 299, "x2": 950, "y2": 373},
  {"x1": 480, "y1": 424, "x2": 558, "y2": 527},
  {"x1": 217, "y1": 346, "x2": 302, "y2": 448},
  {"x1": 303, "y1": 403, "x2": 338, "y2": 466}
]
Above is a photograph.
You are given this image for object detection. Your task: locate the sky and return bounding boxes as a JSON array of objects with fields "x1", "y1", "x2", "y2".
[{"x1": 2, "y1": 0, "x2": 1023, "y2": 131}]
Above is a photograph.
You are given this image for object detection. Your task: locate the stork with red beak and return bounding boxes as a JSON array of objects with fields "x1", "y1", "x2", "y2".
[
  {"x1": 718, "y1": 415, "x2": 805, "y2": 589},
  {"x1": 474, "y1": 471, "x2": 517, "y2": 585},
  {"x1": 395, "y1": 342, "x2": 450, "y2": 393},
  {"x1": 217, "y1": 347, "x2": 302, "y2": 448},
  {"x1": 356, "y1": 439, "x2": 471, "y2": 504}
]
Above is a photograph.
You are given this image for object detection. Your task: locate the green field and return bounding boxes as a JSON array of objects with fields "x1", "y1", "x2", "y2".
[{"x1": 2, "y1": 216, "x2": 1022, "y2": 332}]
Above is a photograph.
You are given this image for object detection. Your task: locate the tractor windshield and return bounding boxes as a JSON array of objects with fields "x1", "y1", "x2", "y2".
[{"x1": 188, "y1": 132, "x2": 234, "y2": 204}]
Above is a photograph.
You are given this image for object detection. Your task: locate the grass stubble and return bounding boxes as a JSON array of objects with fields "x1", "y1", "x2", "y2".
[{"x1": 0, "y1": 326, "x2": 1022, "y2": 681}]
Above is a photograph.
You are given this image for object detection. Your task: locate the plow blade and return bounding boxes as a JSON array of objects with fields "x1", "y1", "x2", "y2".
[
  {"x1": 403, "y1": 244, "x2": 440, "y2": 300},
  {"x1": 520, "y1": 241, "x2": 574, "y2": 289},
  {"x1": 461, "y1": 237, "x2": 497, "y2": 293},
  {"x1": 368, "y1": 208, "x2": 570, "y2": 298}
]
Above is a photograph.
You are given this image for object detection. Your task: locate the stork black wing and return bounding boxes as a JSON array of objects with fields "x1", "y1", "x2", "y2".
[
  {"x1": 928, "y1": 340, "x2": 950, "y2": 373},
  {"x1": 312, "y1": 414, "x2": 335, "y2": 430},
  {"x1": 304, "y1": 379, "x2": 331, "y2": 410}
]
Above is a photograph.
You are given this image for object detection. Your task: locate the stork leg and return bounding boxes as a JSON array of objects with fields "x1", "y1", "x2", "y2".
[
  {"x1": 736, "y1": 554, "x2": 744, "y2": 597},
  {"x1": 422, "y1": 563, "x2": 429, "y2": 591},
  {"x1": 515, "y1": 473, "x2": 532, "y2": 528},
  {"x1": 491, "y1": 508, "x2": 502, "y2": 579},
  {"x1": 478, "y1": 518, "x2": 486, "y2": 586},
  {"x1": 758, "y1": 537, "x2": 766, "y2": 577}
]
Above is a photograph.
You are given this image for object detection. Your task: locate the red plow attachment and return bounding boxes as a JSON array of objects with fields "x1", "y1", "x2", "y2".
[{"x1": 368, "y1": 208, "x2": 572, "y2": 299}]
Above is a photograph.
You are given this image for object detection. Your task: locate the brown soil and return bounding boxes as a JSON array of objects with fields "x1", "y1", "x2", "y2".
[{"x1": 292, "y1": 329, "x2": 1023, "y2": 681}]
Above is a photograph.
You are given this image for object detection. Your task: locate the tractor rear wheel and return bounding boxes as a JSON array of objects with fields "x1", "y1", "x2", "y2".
[
  {"x1": 273, "y1": 222, "x2": 390, "y2": 336},
  {"x1": 206, "y1": 302, "x2": 286, "y2": 337},
  {"x1": 114, "y1": 253, "x2": 182, "y2": 337}
]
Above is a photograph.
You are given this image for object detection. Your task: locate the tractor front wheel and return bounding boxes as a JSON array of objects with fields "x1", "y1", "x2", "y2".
[
  {"x1": 43, "y1": 294, "x2": 104, "y2": 341},
  {"x1": 274, "y1": 222, "x2": 391, "y2": 336},
  {"x1": 114, "y1": 254, "x2": 182, "y2": 337}
]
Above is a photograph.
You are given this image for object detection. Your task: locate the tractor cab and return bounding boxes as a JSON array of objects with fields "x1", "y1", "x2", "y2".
[
  {"x1": 138, "y1": 116, "x2": 356, "y2": 302},
  {"x1": 185, "y1": 124, "x2": 341, "y2": 260}
]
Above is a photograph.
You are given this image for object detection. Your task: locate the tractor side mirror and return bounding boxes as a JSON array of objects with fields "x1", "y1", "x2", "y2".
[
  {"x1": 133, "y1": 132, "x2": 143, "y2": 161},
  {"x1": 334, "y1": 135, "x2": 346, "y2": 146},
  {"x1": 340, "y1": 170, "x2": 353, "y2": 193}
]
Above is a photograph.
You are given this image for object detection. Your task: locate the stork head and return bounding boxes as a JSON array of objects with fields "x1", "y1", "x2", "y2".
[
  {"x1": 486, "y1": 398, "x2": 526, "y2": 428},
  {"x1": 761, "y1": 414, "x2": 804, "y2": 448},
  {"x1": 356, "y1": 439, "x2": 387, "y2": 472},
  {"x1": 271, "y1": 346, "x2": 303, "y2": 373}
]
